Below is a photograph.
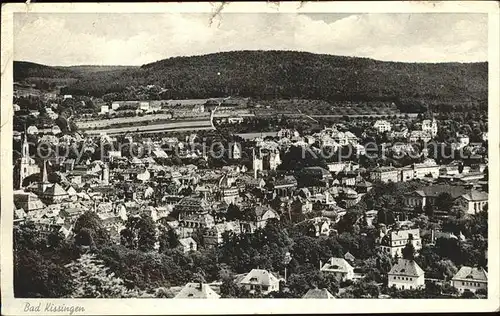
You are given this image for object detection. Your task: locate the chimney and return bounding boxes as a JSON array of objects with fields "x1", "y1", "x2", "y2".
[
  {"x1": 330, "y1": 257, "x2": 334, "y2": 265},
  {"x1": 319, "y1": 260, "x2": 322, "y2": 270},
  {"x1": 198, "y1": 282, "x2": 203, "y2": 290}
]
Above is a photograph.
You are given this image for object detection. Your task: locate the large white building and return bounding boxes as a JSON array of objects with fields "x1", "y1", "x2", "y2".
[
  {"x1": 320, "y1": 257, "x2": 354, "y2": 282},
  {"x1": 421, "y1": 118, "x2": 438, "y2": 137},
  {"x1": 451, "y1": 266, "x2": 488, "y2": 294},
  {"x1": 388, "y1": 259, "x2": 425, "y2": 290},
  {"x1": 373, "y1": 120, "x2": 392, "y2": 133},
  {"x1": 456, "y1": 190, "x2": 488, "y2": 214},
  {"x1": 18, "y1": 133, "x2": 40, "y2": 189},
  {"x1": 238, "y1": 269, "x2": 281, "y2": 294},
  {"x1": 379, "y1": 228, "x2": 422, "y2": 258}
]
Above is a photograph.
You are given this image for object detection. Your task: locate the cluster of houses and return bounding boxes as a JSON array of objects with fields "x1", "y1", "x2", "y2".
[{"x1": 13, "y1": 111, "x2": 488, "y2": 299}]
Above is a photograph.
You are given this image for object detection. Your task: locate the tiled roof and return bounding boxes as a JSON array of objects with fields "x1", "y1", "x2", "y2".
[
  {"x1": 321, "y1": 258, "x2": 353, "y2": 273},
  {"x1": 388, "y1": 259, "x2": 424, "y2": 277},
  {"x1": 44, "y1": 183, "x2": 68, "y2": 197},
  {"x1": 179, "y1": 237, "x2": 196, "y2": 248},
  {"x1": 174, "y1": 283, "x2": 220, "y2": 299},
  {"x1": 452, "y1": 266, "x2": 488, "y2": 282},
  {"x1": 411, "y1": 185, "x2": 467, "y2": 199},
  {"x1": 461, "y1": 190, "x2": 488, "y2": 201},
  {"x1": 302, "y1": 288, "x2": 335, "y2": 299},
  {"x1": 239, "y1": 269, "x2": 280, "y2": 287}
]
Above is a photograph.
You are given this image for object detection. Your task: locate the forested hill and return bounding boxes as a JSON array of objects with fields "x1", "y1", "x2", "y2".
[
  {"x1": 14, "y1": 61, "x2": 77, "y2": 81},
  {"x1": 15, "y1": 50, "x2": 488, "y2": 105}
]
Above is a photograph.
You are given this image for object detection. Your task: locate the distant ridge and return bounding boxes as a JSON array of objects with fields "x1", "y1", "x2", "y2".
[{"x1": 14, "y1": 50, "x2": 487, "y2": 106}]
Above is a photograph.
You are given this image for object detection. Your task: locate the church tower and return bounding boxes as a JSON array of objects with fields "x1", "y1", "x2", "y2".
[
  {"x1": 19, "y1": 132, "x2": 34, "y2": 189},
  {"x1": 19, "y1": 133, "x2": 29, "y2": 188},
  {"x1": 102, "y1": 163, "x2": 110, "y2": 184},
  {"x1": 269, "y1": 149, "x2": 282, "y2": 171},
  {"x1": 232, "y1": 143, "x2": 241, "y2": 160},
  {"x1": 252, "y1": 148, "x2": 263, "y2": 179},
  {"x1": 38, "y1": 160, "x2": 50, "y2": 194}
]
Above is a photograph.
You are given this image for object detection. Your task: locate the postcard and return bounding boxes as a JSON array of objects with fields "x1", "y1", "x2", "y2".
[{"x1": 1, "y1": 1, "x2": 499, "y2": 315}]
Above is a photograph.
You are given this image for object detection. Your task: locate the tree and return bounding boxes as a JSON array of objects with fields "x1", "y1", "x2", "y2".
[
  {"x1": 14, "y1": 223, "x2": 74, "y2": 298},
  {"x1": 158, "y1": 227, "x2": 180, "y2": 252},
  {"x1": 66, "y1": 254, "x2": 143, "y2": 298},
  {"x1": 424, "y1": 203, "x2": 434, "y2": 218},
  {"x1": 435, "y1": 192, "x2": 454, "y2": 214},
  {"x1": 348, "y1": 279, "x2": 380, "y2": 298},
  {"x1": 73, "y1": 211, "x2": 111, "y2": 248},
  {"x1": 287, "y1": 270, "x2": 339, "y2": 297},
  {"x1": 434, "y1": 259, "x2": 458, "y2": 281},
  {"x1": 120, "y1": 215, "x2": 157, "y2": 252},
  {"x1": 226, "y1": 203, "x2": 242, "y2": 221},
  {"x1": 402, "y1": 235, "x2": 416, "y2": 260}
]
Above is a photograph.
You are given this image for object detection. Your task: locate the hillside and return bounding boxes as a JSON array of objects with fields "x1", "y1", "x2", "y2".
[
  {"x1": 14, "y1": 50, "x2": 488, "y2": 108},
  {"x1": 62, "y1": 65, "x2": 138, "y2": 73},
  {"x1": 14, "y1": 61, "x2": 77, "y2": 82}
]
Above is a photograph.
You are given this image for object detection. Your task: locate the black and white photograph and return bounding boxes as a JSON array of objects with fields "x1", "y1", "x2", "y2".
[{"x1": 1, "y1": 1, "x2": 499, "y2": 315}]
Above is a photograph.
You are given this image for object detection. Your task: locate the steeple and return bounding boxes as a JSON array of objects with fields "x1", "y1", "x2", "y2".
[
  {"x1": 22, "y1": 130, "x2": 29, "y2": 158},
  {"x1": 42, "y1": 159, "x2": 48, "y2": 183}
]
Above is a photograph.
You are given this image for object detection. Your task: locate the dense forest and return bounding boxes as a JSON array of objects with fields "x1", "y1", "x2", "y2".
[{"x1": 15, "y1": 51, "x2": 487, "y2": 107}]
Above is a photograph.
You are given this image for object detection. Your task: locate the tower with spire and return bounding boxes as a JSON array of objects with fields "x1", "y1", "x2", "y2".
[
  {"x1": 18, "y1": 131, "x2": 40, "y2": 189},
  {"x1": 252, "y1": 147, "x2": 263, "y2": 179},
  {"x1": 38, "y1": 159, "x2": 51, "y2": 194}
]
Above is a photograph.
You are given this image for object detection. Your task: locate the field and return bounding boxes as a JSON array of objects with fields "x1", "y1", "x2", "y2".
[{"x1": 84, "y1": 120, "x2": 214, "y2": 135}]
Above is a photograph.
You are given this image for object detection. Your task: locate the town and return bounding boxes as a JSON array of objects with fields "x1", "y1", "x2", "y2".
[{"x1": 13, "y1": 87, "x2": 488, "y2": 299}]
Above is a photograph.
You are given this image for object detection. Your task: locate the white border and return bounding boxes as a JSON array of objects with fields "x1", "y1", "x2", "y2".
[{"x1": 1, "y1": 1, "x2": 499, "y2": 315}]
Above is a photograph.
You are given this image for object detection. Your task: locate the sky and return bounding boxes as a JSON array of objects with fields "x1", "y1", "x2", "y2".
[{"x1": 13, "y1": 12, "x2": 488, "y2": 66}]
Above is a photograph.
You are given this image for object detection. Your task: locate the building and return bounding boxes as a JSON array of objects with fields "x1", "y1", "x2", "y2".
[
  {"x1": 253, "y1": 205, "x2": 279, "y2": 229},
  {"x1": 174, "y1": 283, "x2": 220, "y2": 299},
  {"x1": 139, "y1": 101, "x2": 150, "y2": 111},
  {"x1": 232, "y1": 143, "x2": 242, "y2": 160},
  {"x1": 267, "y1": 150, "x2": 281, "y2": 171},
  {"x1": 14, "y1": 191, "x2": 45, "y2": 212},
  {"x1": 422, "y1": 118, "x2": 438, "y2": 137},
  {"x1": 178, "y1": 237, "x2": 197, "y2": 253},
  {"x1": 302, "y1": 288, "x2": 335, "y2": 299},
  {"x1": 100, "y1": 105, "x2": 110, "y2": 114},
  {"x1": 18, "y1": 133, "x2": 40, "y2": 189},
  {"x1": 400, "y1": 160, "x2": 440, "y2": 181},
  {"x1": 204, "y1": 221, "x2": 242, "y2": 247},
  {"x1": 388, "y1": 259, "x2": 425, "y2": 290},
  {"x1": 451, "y1": 266, "x2": 488, "y2": 294},
  {"x1": 268, "y1": 175, "x2": 297, "y2": 198},
  {"x1": 379, "y1": 228, "x2": 422, "y2": 257},
  {"x1": 373, "y1": 120, "x2": 392, "y2": 133},
  {"x1": 409, "y1": 130, "x2": 432, "y2": 143},
  {"x1": 455, "y1": 190, "x2": 488, "y2": 214},
  {"x1": 370, "y1": 166, "x2": 399, "y2": 183},
  {"x1": 174, "y1": 197, "x2": 211, "y2": 216},
  {"x1": 252, "y1": 148, "x2": 263, "y2": 179},
  {"x1": 320, "y1": 257, "x2": 354, "y2": 282},
  {"x1": 404, "y1": 185, "x2": 468, "y2": 211},
  {"x1": 238, "y1": 269, "x2": 280, "y2": 294},
  {"x1": 300, "y1": 166, "x2": 333, "y2": 185}
]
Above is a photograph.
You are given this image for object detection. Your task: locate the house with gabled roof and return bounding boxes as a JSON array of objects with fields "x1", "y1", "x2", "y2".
[
  {"x1": 320, "y1": 257, "x2": 354, "y2": 282},
  {"x1": 379, "y1": 228, "x2": 422, "y2": 258},
  {"x1": 178, "y1": 237, "x2": 197, "y2": 253},
  {"x1": 302, "y1": 288, "x2": 335, "y2": 299},
  {"x1": 456, "y1": 190, "x2": 488, "y2": 214},
  {"x1": 388, "y1": 259, "x2": 425, "y2": 290},
  {"x1": 451, "y1": 266, "x2": 488, "y2": 294},
  {"x1": 238, "y1": 269, "x2": 281, "y2": 294},
  {"x1": 253, "y1": 205, "x2": 279, "y2": 228},
  {"x1": 174, "y1": 282, "x2": 220, "y2": 299}
]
